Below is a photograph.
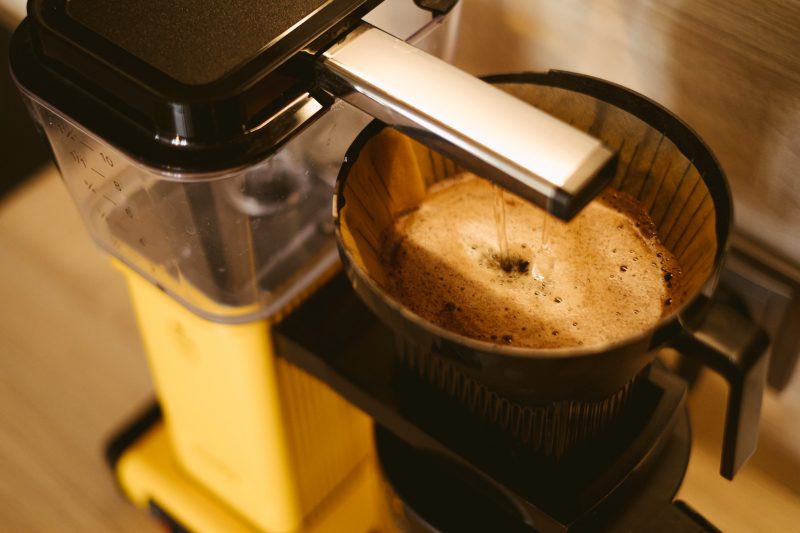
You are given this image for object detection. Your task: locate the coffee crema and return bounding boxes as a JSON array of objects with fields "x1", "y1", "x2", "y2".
[{"x1": 381, "y1": 173, "x2": 683, "y2": 349}]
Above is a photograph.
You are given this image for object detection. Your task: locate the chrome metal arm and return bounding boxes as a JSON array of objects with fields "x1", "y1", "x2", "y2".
[{"x1": 319, "y1": 24, "x2": 615, "y2": 219}]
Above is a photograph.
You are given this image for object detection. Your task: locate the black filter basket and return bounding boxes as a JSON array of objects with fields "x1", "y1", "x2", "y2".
[{"x1": 334, "y1": 72, "x2": 767, "y2": 473}]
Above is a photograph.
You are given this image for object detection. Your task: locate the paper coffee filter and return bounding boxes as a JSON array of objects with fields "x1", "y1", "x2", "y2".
[
  {"x1": 339, "y1": 83, "x2": 716, "y2": 305},
  {"x1": 338, "y1": 127, "x2": 466, "y2": 289}
]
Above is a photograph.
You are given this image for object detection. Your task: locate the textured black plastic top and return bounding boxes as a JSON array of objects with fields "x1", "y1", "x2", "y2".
[
  {"x1": 10, "y1": 0, "x2": 398, "y2": 172},
  {"x1": 67, "y1": 0, "x2": 330, "y2": 85},
  {"x1": 11, "y1": 0, "x2": 456, "y2": 171}
]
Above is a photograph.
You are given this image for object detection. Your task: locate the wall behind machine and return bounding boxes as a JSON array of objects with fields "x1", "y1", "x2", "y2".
[{"x1": 433, "y1": 0, "x2": 799, "y2": 267}]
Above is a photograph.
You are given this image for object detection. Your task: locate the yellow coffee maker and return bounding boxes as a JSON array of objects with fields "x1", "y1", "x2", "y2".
[{"x1": 9, "y1": 1, "x2": 622, "y2": 531}]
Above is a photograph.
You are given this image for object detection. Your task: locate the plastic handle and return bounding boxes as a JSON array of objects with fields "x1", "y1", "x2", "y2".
[{"x1": 671, "y1": 295, "x2": 770, "y2": 479}]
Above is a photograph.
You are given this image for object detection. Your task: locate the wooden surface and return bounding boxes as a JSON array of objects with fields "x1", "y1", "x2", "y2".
[{"x1": 0, "y1": 170, "x2": 158, "y2": 533}]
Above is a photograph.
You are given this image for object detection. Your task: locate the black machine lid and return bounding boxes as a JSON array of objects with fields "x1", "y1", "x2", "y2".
[
  {"x1": 10, "y1": 0, "x2": 455, "y2": 173},
  {"x1": 68, "y1": 0, "x2": 343, "y2": 87}
]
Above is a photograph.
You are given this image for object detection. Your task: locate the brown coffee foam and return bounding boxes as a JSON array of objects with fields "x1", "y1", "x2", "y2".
[{"x1": 381, "y1": 174, "x2": 683, "y2": 349}]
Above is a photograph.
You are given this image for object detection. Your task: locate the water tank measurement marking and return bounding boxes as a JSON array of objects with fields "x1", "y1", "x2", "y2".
[
  {"x1": 56, "y1": 121, "x2": 127, "y2": 214},
  {"x1": 47, "y1": 115, "x2": 141, "y2": 252},
  {"x1": 69, "y1": 150, "x2": 86, "y2": 167}
]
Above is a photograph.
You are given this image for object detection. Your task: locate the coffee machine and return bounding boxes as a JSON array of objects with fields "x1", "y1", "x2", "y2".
[{"x1": 9, "y1": 1, "x2": 774, "y2": 532}]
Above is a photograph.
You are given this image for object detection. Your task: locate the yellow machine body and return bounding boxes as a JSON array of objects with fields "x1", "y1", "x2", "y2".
[
  {"x1": 114, "y1": 420, "x2": 390, "y2": 533},
  {"x1": 113, "y1": 262, "x2": 385, "y2": 532}
]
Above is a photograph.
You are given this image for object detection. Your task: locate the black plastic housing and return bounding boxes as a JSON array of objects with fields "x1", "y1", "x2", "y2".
[{"x1": 9, "y1": 0, "x2": 448, "y2": 173}]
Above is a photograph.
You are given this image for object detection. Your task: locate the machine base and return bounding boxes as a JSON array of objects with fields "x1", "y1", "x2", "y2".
[
  {"x1": 375, "y1": 409, "x2": 718, "y2": 532},
  {"x1": 104, "y1": 401, "x2": 717, "y2": 533},
  {"x1": 105, "y1": 403, "x2": 389, "y2": 533}
]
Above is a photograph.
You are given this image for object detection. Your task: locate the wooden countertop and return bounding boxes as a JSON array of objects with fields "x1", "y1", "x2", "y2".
[
  {"x1": 0, "y1": 169, "x2": 158, "y2": 532},
  {"x1": 1, "y1": 167, "x2": 799, "y2": 532}
]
